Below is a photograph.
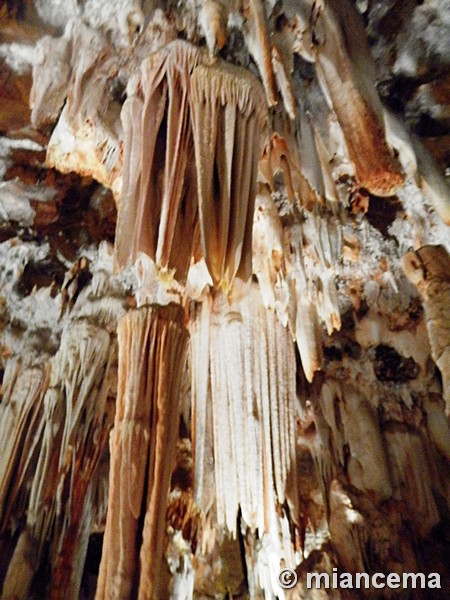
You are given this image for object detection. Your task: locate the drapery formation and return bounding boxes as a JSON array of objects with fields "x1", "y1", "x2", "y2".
[
  {"x1": 114, "y1": 41, "x2": 202, "y2": 280},
  {"x1": 114, "y1": 40, "x2": 266, "y2": 291},
  {"x1": 96, "y1": 305, "x2": 189, "y2": 599},
  {"x1": 0, "y1": 0, "x2": 449, "y2": 598},
  {"x1": 1, "y1": 319, "x2": 117, "y2": 600},
  {"x1": 190, "y1": 286, "x2": 298, "y2": 535}
]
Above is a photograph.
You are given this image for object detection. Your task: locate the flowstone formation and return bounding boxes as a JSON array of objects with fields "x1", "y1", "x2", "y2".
[{"x1": 0, "y1": 1, "x2": 449, "y2": 599}]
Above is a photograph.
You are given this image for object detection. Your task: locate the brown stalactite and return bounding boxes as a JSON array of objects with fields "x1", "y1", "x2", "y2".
[
  {"x1": 96, "y1": 305, "x2": 189, "y2": 599},
  {"x1": 312, "y1": 0, "x2": 404, "y2": 196},
  {"x1": 243, "y1": 0, "x2": 278, "y2": 109},
  {"x1": 190, "y1": 61, "x2": 266, "y2": 288},
  {"x1": 115, "y1": 41, "x2": 202, "y2": 280},
  {"x1": 115, "y1": 40, "x2": 266, "y2": 290}
]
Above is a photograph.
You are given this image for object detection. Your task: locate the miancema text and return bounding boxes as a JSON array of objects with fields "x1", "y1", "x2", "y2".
[{"x1": 307, "y1": 570, "x2": 441, "y2": 590}]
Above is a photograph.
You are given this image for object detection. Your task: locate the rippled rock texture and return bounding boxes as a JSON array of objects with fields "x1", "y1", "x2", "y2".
[{"x1": 0, "y1": 1, "x2": 449, "y2": 598}]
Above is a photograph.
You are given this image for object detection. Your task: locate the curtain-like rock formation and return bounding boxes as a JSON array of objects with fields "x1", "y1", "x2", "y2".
[
  {"x1": 0, "y1": 1, "x2": 449, "y2": 599},
  {"x1": 97, "y1": 305, "x2": 189, "y2": 599}
]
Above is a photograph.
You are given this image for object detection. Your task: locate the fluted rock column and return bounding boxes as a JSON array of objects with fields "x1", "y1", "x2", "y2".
[{"x1": 96, "y1": 304, "x2": 189, "y2": 599}]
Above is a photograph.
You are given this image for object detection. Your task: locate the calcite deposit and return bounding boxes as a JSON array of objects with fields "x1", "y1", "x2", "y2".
[{"x1": 0, "y1": 1, "x2": 449, "y2": 599}]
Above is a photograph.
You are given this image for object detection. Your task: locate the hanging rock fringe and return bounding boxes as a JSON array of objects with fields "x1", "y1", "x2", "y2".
[
  {"x1": 2, "y1": 320, "x2": 116, "y2": 600},
  {"x1": 115, "y1": 41, "x2": 202, "y2": 282},
  {"x1": 115, "y1": 40, "x2": 266, "y2": 290},
  {"x1": 96, "y1": 304, "x2": 189, "y2": 600},
  {"x1": 190, "y1": 62, "x2": 266, "y2": 289},
  {"x1": 190, "y1": 285, "x2": 298, "y2": 536}
]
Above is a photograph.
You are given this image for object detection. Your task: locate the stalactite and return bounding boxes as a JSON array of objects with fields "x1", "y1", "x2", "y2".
[
  {"x1": 260, "y1": 131, "x2": 318, "y2": 207},
  {"x1": 252, "y1": 187, "x2": 286, "y2": 313},
  {"x1": 115, "y1": 41, "x2": 202, "y2": 281},
  {"x1": 190, "y1": 284, "x2": 298, "y2": 537},
  {"x1": 96, "y1": 305, "x2": 189, "y2": 600},
  {"x1": 249, "y1": 194, "x2": 343, "y2": 385},
  {"x1": 294, "y1": 291, "x2": 323, "y2": 384},
  {"x1": 190, "y1": 60, "x2": 266, "y2": 289},
  {"x1": 243, "y1": 0, "x2": 278, "y2": 109},
  {"x1": 268, "y1": 106, "x2": 342, "y2": 207},
  {"x1": 403, "y1": 245, "x2": 450, "y2": 414},
  {"x1": 199, "y1": 1, "x2": 229, "y2": 56},
  {"x1": 308, "y1": 0, "x2": 404, "y2": 196},
  {"x1": 243, "y1": 508, "x2": 297, "y2": 600},
  {"x1": 114, "y1": 37, "x2": 264, "y2": 289},
  {"x1": 2, "y1": 318, "x2": 117, "y2": 600}
]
